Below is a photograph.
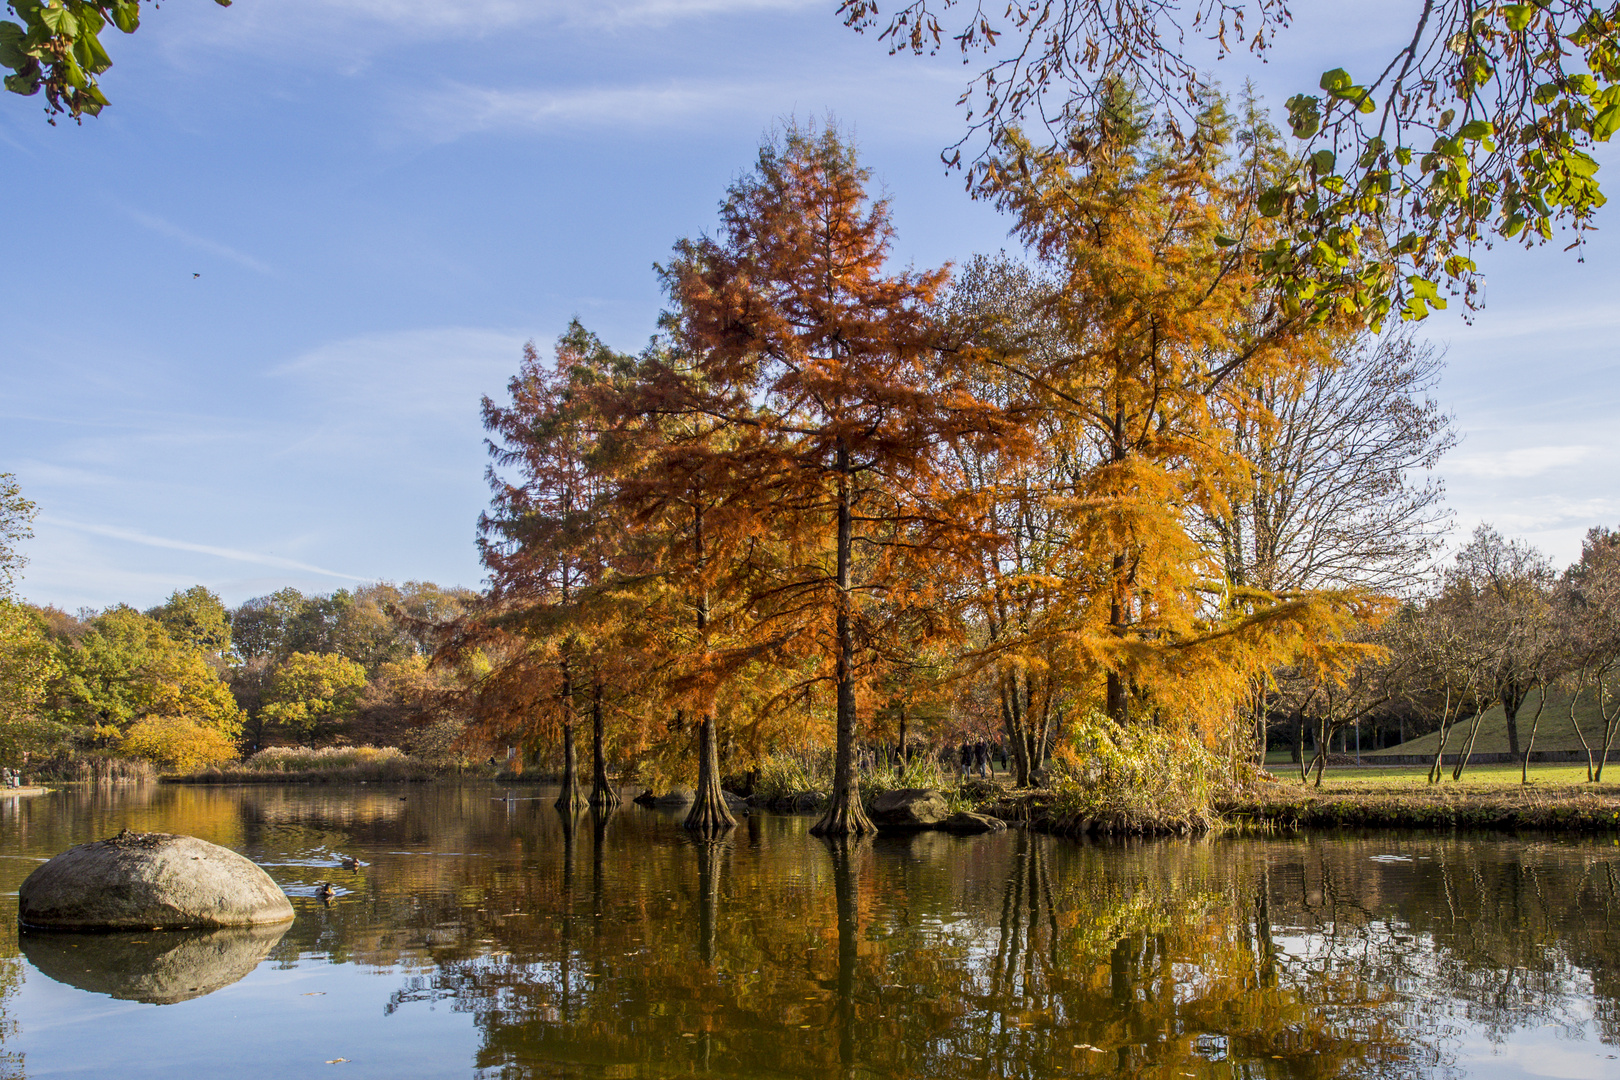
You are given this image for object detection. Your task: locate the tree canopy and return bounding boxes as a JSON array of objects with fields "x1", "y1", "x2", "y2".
[
  {"x1": 1, "y1": 0, "x2": 231, "y2": 119},
  {"x1": 840, "y1": 1, "x2": 1620, "y2": 324}
]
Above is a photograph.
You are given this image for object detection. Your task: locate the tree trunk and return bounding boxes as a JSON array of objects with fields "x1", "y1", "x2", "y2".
[
  {"x1": 1452, "y1": 708, "x2": 1490, "y2": 781},
  {"x1": 588, "y1": 682, "x2": 618, "y2": 808},
  {"x1": 1503, "y1": 684, "x2": 1524, "y2": 758},
  {"x1": 685, "y1": 712, "x2": 737, "y2": 832},
  {"x1": 1001, "y1": 671, "x2": 1032, "y2": 787},
  {"x1": 813, "y1": 446, "x2": 875, "y2": 838},
  {"x1": 1520, "y1": 685, "x2": 1546, "y2": 785},
  {"x1": 554, "y1": 660, "x2": 585, "y2": 813}
]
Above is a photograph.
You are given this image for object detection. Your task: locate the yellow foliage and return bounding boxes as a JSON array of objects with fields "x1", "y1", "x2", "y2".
[{"x1": 120, "y1": 716, "x2": 239, "y2": 773}]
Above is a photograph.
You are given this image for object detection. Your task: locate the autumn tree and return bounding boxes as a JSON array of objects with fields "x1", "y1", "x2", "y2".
[
  {"x1": 964, "y1": 90, "x2": 1373, "y2": 764},
  {"x1": 260, "y1": 651, "x2": 367, "y2": 749},
  {"x1": 1557, "y1": 525, "x2": 1620, "y2": 781},
  {"x1": 0, "y1": 600, "x2": 64, "y2": 764},
  {"x1": 148, "y1": 585, "x2": 232, "y2": 660},
  {"x1": 1444, "y1": 525, "x2": 1558, "y2": 764},
  {"x1": 479, "y1": 323, "x2": 642, "y2": 813},
  {"x1": 661, "y1": 121, "x2": 1019, "y2": 836}
]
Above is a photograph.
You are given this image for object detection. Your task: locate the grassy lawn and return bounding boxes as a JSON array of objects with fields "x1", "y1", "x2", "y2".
[{"x1": 1262, "y1": 761, "x2": 1619, "y2": 793}]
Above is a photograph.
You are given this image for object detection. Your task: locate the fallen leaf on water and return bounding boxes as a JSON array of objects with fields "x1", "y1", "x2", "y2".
[{"x1": 1074, "y1": 1044, "x2": 1105, "y2": 1053}]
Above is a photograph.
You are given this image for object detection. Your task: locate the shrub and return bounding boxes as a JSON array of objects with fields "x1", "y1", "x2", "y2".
[
  {"x1": 119, "y1": 716, "x2": 238, "y2": 773},
  {"x1": 1049, "y1": 710, "x2": 1228, "y2": 832}
]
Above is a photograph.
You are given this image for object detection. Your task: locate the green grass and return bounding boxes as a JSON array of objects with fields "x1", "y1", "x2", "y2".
[
  {"x1": 1263, "y1": 761, "x2": 1619, "y2": 792},
  {"x1": 1364, "y1": 687, "x2": 1616, "y2": 758}
]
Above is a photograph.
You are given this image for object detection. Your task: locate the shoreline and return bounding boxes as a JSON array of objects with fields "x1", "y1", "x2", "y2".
[{"x1": 144, "y1": 772, "x2": 1620, "y2": 835}]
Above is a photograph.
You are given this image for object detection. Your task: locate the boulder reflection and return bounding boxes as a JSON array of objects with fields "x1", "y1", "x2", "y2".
[{"x1": 21, "y1": 923, "x2": 288, "y2": 1004}]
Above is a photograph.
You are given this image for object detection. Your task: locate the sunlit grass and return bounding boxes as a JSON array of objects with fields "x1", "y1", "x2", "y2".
[{"x1": 1263, "y1": 762, "x2": 1620, "y2": 793}]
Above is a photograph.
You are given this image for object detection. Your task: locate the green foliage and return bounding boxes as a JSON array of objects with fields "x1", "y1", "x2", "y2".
[
  {"x1": 259, "y1": 650, "x2": 367, "y2": 747},
  {"x1": 47, "y1": 605, "x2": 242, "y2": 739},
  {"x1": 0, "y1": 599, "x2": 67, "y2": 764},
  {"x1": 1050, "y1": 711, "x2": 1229, "y2": 832},
  {"x1": 0, "y1": 473, "x2": 34, "y2": 599},
  {"x1": 147, "y1": 585, "x2": 231, "y2": 657},
  {"x1": 1, "y1": 0, "x2": 231, "y2": 119},
  {"x1": 751, "y1": 749, "x2": 827, "y2": 803}
]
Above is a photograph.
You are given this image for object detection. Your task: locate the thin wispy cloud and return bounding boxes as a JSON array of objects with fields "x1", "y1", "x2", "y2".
[
  {"x1": 126, "y1": 209, "x2": 274, "y2": 275},
  {"x1": 42, "y1": 516, "x2": 364, "y2": 582},
  {"x1": 409, "y1": 80, "x2": 768, "y2": 141},
  {"x1": 405, "y1": 67, "x2": 965, "y2": 144},
  {"x1": 1446, "y1": 444, "x2": 1596, "y2": 480}
]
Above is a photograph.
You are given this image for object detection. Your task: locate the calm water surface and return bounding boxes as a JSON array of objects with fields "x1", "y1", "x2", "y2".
[{"x1": 0, "y1": 783, "x2": 1617, "y2": 1079}]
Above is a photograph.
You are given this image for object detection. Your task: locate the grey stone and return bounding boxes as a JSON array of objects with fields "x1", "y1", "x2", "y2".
[
  {"x1": 868, "y1": 788, "x2": 951, "y2": 829},
  {"x1": 937, "y1": 811, "x2": 1007, "y2": 834},
  {"x1": 19, "y1": 831, "x2": 295, "y2": 931},
  {"x1": 21, "y1": 923, "x2": 288, "y2": 1004}
]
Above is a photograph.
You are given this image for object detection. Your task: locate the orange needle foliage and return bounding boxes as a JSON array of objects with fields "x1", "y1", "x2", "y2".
[
  {"x1": 659, "y1": 121, "x2": 1024, "y2": 836},
  {"x1": 967, "y1": 91, "x2": 1385, "y2": 748}
]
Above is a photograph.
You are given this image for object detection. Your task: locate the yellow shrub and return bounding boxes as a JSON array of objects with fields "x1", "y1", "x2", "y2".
[{"x1": 120, "y1": 716, "x2": 239, "y2": 773}]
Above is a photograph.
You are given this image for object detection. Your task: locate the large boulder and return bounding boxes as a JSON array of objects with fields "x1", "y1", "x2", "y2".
[
  {"x1": 937, "y1": 811, "x2": 1007, "y2": 835},
  {"x1": 21, "y1": 924, "x2": 288, "y2": 1004},
  {"x1": 868, "y1": 788, "x2": 951, "y2": 830},
  {"x1": 19, "y1": 831, "x2": 295, "y2": 931}
]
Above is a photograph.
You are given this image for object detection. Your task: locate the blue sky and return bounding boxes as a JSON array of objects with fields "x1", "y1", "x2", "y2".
[{"x1": 2, "y1": 0, "x2": 1616, "y2": 610}]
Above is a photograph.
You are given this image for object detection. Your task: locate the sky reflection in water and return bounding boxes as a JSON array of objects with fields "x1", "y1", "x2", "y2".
[{"x1": 0, "y1": 784, "x2": 1617, "y2": 1079}]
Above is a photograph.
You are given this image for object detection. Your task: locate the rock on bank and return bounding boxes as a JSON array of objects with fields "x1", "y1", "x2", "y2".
[{"x1": 19, "y1": 831, "x2": 295, "y2": 930}]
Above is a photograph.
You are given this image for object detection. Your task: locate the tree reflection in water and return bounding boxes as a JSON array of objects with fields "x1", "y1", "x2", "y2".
[
  {"x1": 360, "y1": 811, "x2": 1617, "y2": 1078},
  {"x1": 13, "y1": 787, "x2": 1611, "y2": 1079}
]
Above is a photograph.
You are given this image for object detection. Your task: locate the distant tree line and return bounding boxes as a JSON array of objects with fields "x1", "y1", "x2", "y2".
[
  {"x1": 0, "y1": 565, "x2": 478, "y2": 773},
  {"x1": 1275, "y1": 523, "x2": 1620, "y2": 785}
]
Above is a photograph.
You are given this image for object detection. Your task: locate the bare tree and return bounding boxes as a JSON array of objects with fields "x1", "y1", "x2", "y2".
[
  {"x1": 1558, "y1": 527, "x2": 1620, "y2": 781},
  {"x1": 1443, "y1": 525, "x2": 1557, "y2": 763},
  {"x1": 1210, "y1": 329, "x2": 1454, "y2": 596}
]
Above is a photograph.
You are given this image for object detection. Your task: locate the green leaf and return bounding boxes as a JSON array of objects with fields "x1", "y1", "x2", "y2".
[
  {"x1": 1310, "y1": 149, "x2": 1335, "y2": 175},
  {"x1": 1503, "y1": 3, "x2": 1534, "y2": 30},
  {"x1": 1395, "y1": 146, "x2": 1413, "y2": 165},
  {"x1": 1357, "y1": 94, "x2": 1376, "y2": 114},
  {"x1": 109, "y1": 1, "x2": 139, "y2": 33},
  {"x1": 1285, "y1": 93, "x2": 1320, "y2": 139},
  {"x1": 3, "y1": 70, "x2": 39, "y2": 95},
  {"x1": 1257, "y1": 186, "x2": 1287, "y2": 217},
  {"x1": 1319, "y1": 68, "x2": 1353, "y2": 94},
  {"x1": 0, "y1": 21, "x2": 27, "y2": 69},
  {"x1": 39, "y1": 3, "x2": 78, "y2": 37},
  {"x1": 1214, "y1": 234, "x2": 1237, "y2": 248},
  {"x1": 1594, "y1": 101, "x2": 1620, "y2": 140},
  {"x1": 1459, "y1": 119, "x2": 1494, "y2": 140}
]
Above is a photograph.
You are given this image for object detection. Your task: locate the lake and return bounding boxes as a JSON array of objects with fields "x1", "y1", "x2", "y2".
[{"x1": 1, "y1": 783, "x2": 1617, "y2": 1079}]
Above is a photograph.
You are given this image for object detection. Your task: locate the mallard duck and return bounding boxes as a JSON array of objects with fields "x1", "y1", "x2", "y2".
[
  {"x1": 339, "y1": 855, "x2": 359, "y2": 871},
  {"x1": 316, "y1": 881, "x2": 336, "y2": 901}
]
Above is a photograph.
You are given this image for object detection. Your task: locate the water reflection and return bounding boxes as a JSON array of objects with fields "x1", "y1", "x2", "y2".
[
  {"x1": 20, "y1": 924, "x2": 288, "y2": 1004},
  {"x1": 0, "y1": 785, "x2": 1616, "y2": 1079}
]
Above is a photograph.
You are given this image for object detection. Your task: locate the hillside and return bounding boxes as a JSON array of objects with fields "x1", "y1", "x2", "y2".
[{"x1": 1366, "y1": 687, "x2": 1617, "y2": 759}]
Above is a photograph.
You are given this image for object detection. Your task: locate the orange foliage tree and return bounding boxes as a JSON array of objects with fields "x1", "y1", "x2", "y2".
[{"x1": 658, "y1": 121, "x2": 1023, "y2": 835}]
